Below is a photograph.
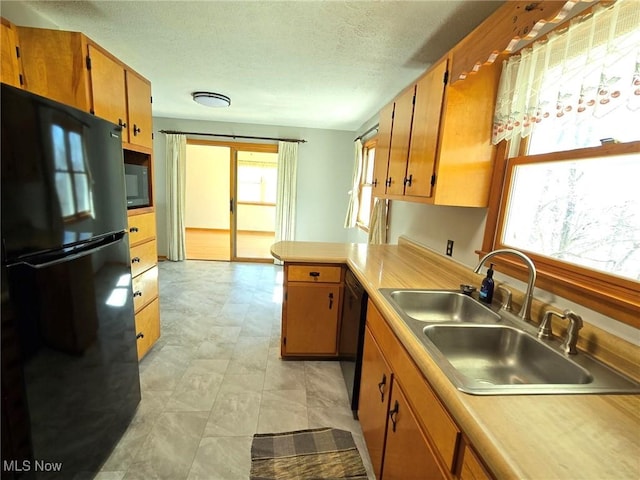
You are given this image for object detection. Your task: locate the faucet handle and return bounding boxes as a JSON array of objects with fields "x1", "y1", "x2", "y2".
[
  {"x1": 561, "y1": 310, "x2": 583, "y2": 355},
  {"x1": 538, "y1": 309, "x2": 566, "y2": 339},
  {"x1": 496, "y1": 286, "x2": 512, "y2": 312}
]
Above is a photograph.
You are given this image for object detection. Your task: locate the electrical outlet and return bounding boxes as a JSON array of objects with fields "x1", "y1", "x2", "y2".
[{"x1": 446, "y1": 239, "x2": 454, "y2": 256}]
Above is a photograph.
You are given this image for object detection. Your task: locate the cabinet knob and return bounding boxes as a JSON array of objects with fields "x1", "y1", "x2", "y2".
[
  {"x1": 386, "y1": 177, "x2": 392, "y2": 187},
  {"x1": 328, "y1": 292, "x2": 334, "y2": 310},
  {"x1": 118, "y1": 119, "x2": 127, "y2": 128},
  {"x1": 404, "y1": 174, "x2": 413, "y2": 187},
  {"x1": 129, "y1": 227, "x2": 139, "y2": 233},
  {"x1": 131, "y1": 257, "x2": 141, "y2": 264},
  {"x1": 372, "y1": 178, "x2": 378, "y2": 187},
  {"x1": 309, "y1": 271, "x2": 320, "y2": 278},
  {"x1": 136, "y1": 332, "x2": 144, "y2": 340},
  {"x1": 133, "y1": 124, "x2": 141, "y2": 136},
  {"x1": 133, "y1": 291, "x2": 143, "y2": 298}
]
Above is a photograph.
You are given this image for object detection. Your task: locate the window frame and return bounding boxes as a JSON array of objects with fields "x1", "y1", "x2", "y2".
[
  {"x1": 481, "y1": 140, "x2": 640, "y2": 328},
  {"x1": 356, "y1": 138, "x2": 377, "y2": 232}
]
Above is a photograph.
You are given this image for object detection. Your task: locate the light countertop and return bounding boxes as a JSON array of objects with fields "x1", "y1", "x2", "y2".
[{"x1": 271, "y1": 240, "x2": 640, "y2": 479}]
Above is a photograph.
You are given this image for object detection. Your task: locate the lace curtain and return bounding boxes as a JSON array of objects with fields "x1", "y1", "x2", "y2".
[{"x1": 492, "y1": 0, "x2": 640, "y2": 146}]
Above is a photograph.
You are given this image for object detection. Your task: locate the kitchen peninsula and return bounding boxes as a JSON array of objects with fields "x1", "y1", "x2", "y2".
[{"x1": 271, "y1": 238, "x2": 640, "y2": 479}]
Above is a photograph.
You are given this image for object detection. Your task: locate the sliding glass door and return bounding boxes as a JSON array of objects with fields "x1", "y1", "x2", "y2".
[{"x1": 184, "y1": 141, "x2": 278, "y2": 262}]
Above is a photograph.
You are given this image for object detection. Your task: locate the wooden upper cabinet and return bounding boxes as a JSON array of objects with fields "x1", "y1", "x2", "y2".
[
  {"x1": 126, "y1": 70, "x2": 153, "y2": 149},
  {"x1": 386, "y1": 85, "x2": 415, "y2": 196},
  {"x1": 16, "y1": 27, "x2": 92, "y2": 110},
  {"x1": 405, "y1": 58, "x2": 448, "y2": 198},
  {"x1": 1, "y1": 18, "x2": 24, "y2": 88},
  {"x1": 373, "y1": 101, "x2": 394, "y2": 197},
  {"x1": 15, "y1": 26, "x2": 153, "y2": 150},
  {"x1": 88, "y1": 45, "x2": 128, "y2": 130}
]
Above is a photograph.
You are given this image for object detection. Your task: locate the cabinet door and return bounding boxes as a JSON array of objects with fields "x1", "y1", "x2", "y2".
[
  {"x1": 284, "y1": 284, "x2": 340, "y2": 355},
  {"x1": 405, "y1": 59, "x2": 448, "y2": 198},
  {"x1": 126, "y1": 69, "x2": 153, "y2": 149},
  {"x1": 88, "y1": 45, "x2": 128, "y2": 133},
  {"x1": 1, "y1": 18, "x2": 23, "y2": 88},
  {"x1": 459, "y1": 443, "x2": 492, "y2": 480},
  {"x1": 386, "y1": 86, "x2": 415, "y2": 196},
  {"x1": 359, "y1": 326, "x2": 393, "y2": 479},
  {"x1": 383, "y1": 380, "x2": 447, "y2": 480},
  {"x1": 373, "y1": 102, "x2": 394, "y2": 197}
]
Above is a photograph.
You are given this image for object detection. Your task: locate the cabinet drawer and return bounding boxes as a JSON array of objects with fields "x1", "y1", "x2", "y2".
[
  {"x1": 127, "y1": 212, "x2": 156, "y2": 246},
  {"x1": 367, "y1": 299, "x2": 460, "y2": 472},
  {"x1": 287, "y1": 264, "x2": 342, "y2": 283},
  {"x1": 130, "y1": 239, "x2": 157, "y2": 277},
  {"x1": 135, "y1": 297, "x2": 160, "y2": 360},
  {"x1": 132, "y1": 265, "x2": 158, "y2": 313}
]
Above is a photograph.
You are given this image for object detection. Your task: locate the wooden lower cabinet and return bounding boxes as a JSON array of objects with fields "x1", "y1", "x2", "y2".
[
  {"x1": 458, "y1": 442, "x2": 492, "y2": 480},
  {"x1": 128, "y1": 212, "x2": 160, "y2": 360},
  {"x1": 134, "y1": 297, "x2": 160, "y2": 360},
  {"x1": 384, "y1": 380, "x2": 447, "y2": 480},
  {"x1": 360, "y1": 300, "x2": 493, "y2": 479},
  {"x1": 359, "y1": 327, "x2": 393, "y2": 478},
  {"x1": 281, "y1": 263, "x2": 343, "y2": 357}
]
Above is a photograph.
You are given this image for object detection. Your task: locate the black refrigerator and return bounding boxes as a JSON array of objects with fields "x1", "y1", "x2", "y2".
[{"x1": 1, "y1": 84, "x2": 141, "y2": 479}]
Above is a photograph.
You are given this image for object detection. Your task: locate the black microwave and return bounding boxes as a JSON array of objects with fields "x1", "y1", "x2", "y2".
[{"x1": 124, "y1": 163, "x2": 150, "y2": 208}]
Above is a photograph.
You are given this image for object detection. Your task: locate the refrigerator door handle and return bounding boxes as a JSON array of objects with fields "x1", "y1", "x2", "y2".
[{"x1": 10, "y1": 231, "x2": 127, "y2": 269}]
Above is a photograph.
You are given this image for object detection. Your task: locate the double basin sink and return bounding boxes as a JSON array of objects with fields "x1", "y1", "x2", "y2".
[{"x1": 379, "y1": 289, "x2": 640, "y2": 395}]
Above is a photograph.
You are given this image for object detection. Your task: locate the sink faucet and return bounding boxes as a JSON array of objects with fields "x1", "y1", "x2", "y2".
[
  {"x1": 560, "y1": 310, "x2": 584, "y2": 355},
  {"x1": 474, "y1": 249, "x2": 537, "y2": 323}
]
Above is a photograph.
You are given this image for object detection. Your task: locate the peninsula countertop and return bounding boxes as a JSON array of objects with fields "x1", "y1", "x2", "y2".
[{"x1": 271, "y1": 240, "x2": 640, "y2": 479}]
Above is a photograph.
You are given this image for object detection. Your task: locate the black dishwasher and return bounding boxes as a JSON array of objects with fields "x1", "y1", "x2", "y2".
[{"x1": 339, "y1": 269, "x2": 368, "y2": 418}]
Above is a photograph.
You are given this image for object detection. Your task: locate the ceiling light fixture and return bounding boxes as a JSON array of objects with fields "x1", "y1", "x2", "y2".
[{"x1": 192, "y1": 91, "x2": 231, "y2": 108}]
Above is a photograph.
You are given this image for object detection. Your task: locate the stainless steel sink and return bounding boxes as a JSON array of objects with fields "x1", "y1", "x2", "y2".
[
  {"x1": 423, "y1": 324, "x2": 592, "y2": 386},
  {"x1": 382, "y1": 289, "x2": 500, "y2": 323},
  {"x1": 378, "y1": 288, "x2": 640, "y2": 395}
]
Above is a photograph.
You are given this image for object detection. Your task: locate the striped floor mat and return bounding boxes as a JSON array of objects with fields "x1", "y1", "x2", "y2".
[{"x1": 250, "y1": 427, "x2": 368, "y2": 480}]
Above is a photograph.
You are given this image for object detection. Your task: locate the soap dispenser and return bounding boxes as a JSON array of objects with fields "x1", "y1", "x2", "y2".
[{"x1": 479, "y1": 263, "x2": 495, "y2": 304}]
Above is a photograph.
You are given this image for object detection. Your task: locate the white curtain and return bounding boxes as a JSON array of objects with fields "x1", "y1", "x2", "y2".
[
  {"x1": 344, "y1": 139, "x2": 363, "y2": 228},
  {"x1": 165, "y1": 134, "x2": 187, "y2": 261},
  {"x1": 492, "y1": 0, "x2": 640, "y2": 145},
  {"x1": 368, "y1": 197, "x2": 388, "y2": 244},
  {"x1": 275, "y1": 141, "x2": 298, "y2": 247}
]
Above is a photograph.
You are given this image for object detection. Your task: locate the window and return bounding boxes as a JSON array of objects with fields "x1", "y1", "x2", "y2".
[
  {"x1": 357, "y1": 140, "x2": 376, "y2": 229},
  {"x1": 485, "y1": 1, "x2": 640, "y2": 327}
]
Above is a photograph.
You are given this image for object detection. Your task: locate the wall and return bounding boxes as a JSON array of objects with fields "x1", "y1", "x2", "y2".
[{"x1": 154, "y1": 117, "x2": 354, "y2": 256}]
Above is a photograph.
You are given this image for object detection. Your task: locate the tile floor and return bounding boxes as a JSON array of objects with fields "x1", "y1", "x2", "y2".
[{"x1": 98, "y1": 260, "x2": 375, "y2": 480}]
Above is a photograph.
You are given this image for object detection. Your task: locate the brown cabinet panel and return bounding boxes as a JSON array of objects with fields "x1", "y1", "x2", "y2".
[
  {"x1": 459, "y1": 442, "x2": 492, "y2": 480},
  {"x1": 383, "y1": 380, "x2": 447, "y2": 480},
  {"x1": 287, "y1": 264, "x2": 342, "y2": 283},
  {"x1": 87, "y1": 45, "x2": 127, "y2": 134},
  {"x1": 284, "y1": 283, "x2": 340, "y2": 355},
  {"x1": 127, "y1": 211, "x2": 157, "y2": 246},
  {"x1": 129, "y1": 239, "x2": 157, "y2": 278},
  {"x1": 358, "y1": 326, "x2": 393, "y2": 479},
  {"x1": 134, "y1": 297, "x2": 160, "y2": 360},
  {"x1": 386, "y1": 86, "x2": 415, "y2": 196},
  {"x1": 132, "y1": 265, "x2": 158, "y2": 313},
  {"x1": 16, "y1": 27, "x2": 91, "y2": 110},
  {"x1": 125, "y1": 69, "x2": 153, "y2": 149},
  {"x1": 373, "y1": 102, "x2": 394, "y2": 197},
  {"x1": 1, "y1": 18, "x2": 24, "y2": 88},
  {"x1": 405, "y1": 58, "x2": 448, "y2": 198}
]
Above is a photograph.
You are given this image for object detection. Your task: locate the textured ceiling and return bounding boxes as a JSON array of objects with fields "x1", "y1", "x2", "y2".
[{"x1": 6, "y1": 1, "x2": 504, "y2": 131}]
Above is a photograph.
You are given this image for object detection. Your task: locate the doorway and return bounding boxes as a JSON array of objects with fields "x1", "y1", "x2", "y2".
[{"x1": 184, "y1": 141, "x2": 278, "y2": 262}]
